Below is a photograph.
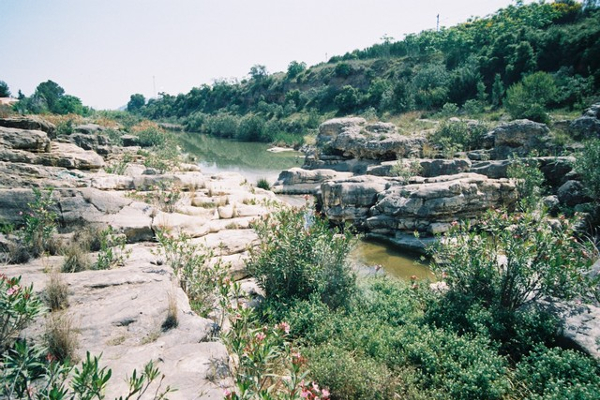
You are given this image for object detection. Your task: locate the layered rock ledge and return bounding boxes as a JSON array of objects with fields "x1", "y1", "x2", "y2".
[{"x1": 0, "y1": 117, "x2": 280, "y2": 399}]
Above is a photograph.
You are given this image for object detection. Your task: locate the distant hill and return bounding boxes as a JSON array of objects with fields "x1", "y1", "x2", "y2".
[{"x1": 130, "y1": 0, "x2": 600, "y2": 144}]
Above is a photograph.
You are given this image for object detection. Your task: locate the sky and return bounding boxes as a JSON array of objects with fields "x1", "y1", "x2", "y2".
[{"x1": 1, "y1": 0, "x2": 532, "y2": 110}]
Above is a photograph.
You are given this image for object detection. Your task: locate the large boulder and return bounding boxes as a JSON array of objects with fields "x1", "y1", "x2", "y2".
[
  {"x1": 273, "y1": 168, "x2": 353, "y2": 194},
  {"x1": 367, "y1": 158, "x2": 471, "y2": 178},
  {"x1": 370, "y1": 174, "x2": 517, "y2": 231},
  {"x1": 485, "y1": 119, "x2": 551, "y2": 159},
  {"x1": 41, "y1": 142, "x2": 105, "y2": 170},
  {"x1": 0, "y1": 127, "x2": 51, "y2": 152},
  {"x1": 583, "y1": 103, "x2": 600, "y2": 119},
  {"x1": 0, "y1": 162, "x2": 90, "y2": 189},
  {"x1": 318, "y1": 174, "x2": 517, "y2": 239},
  {"x1": 316, "y1": 117, "x2": 426, "y2": 160},
  {"x1": 0, "y1": 141, "x2": 104, "y2": 170},
  {"x1": 320, "y1": 175, "x2": 388, "y2": 226},
  {"x1": 68, "y1": 132, "x2": 111, "y2": 155},
  {"x1": 470, "y1": 160, "x2": 511, "y2": 179},
  {"x1": 557, "y1": 180, "x2": 592, "y2": 207},
  {"x1": 569, "y1": 116, "x2": 600, "y2": 140},
  {"x1": 0, "y1": 116, "x2": 56, "y2": 137}
]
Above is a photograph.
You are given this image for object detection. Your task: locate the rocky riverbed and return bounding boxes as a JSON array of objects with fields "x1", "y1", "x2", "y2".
[
  {"x1": 1, "y1": 111, "x2": 599, "y2": 399},
  {"x1": 273, "y1": 110, "x2": 598, "y2": 253},
  {"x1": 0, "y1": 116, "x2": 281, "y2": 399}
]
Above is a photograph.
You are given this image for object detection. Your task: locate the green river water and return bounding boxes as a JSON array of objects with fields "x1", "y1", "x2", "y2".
[{"x1": 179, "y1": 132, "x2": 432, "y2": 280}]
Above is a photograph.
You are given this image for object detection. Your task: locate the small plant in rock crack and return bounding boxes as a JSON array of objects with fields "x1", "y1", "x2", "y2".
[
  {"x1": 95, "y1": 225, "x2": 131, "y2": 270},
  {"x1": 154, "y1": 229, "x2": 228, "y2": 317},
  {"x1": 0, "y1": 274, "x2": 45, "y2": 351},
  {"x1": 19, "y1": 187, "x2": 58, "y2": 258},
  {"x1": 390, "y1": 158, "x2": 423, "y2": 184}
]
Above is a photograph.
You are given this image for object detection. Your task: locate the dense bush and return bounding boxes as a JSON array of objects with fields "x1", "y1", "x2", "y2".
[
  {"x1": 515, "y1": 346, "x2": 600, "y2": 400},
  {"x1": 575, "y1": 138, "x2": 600, "y2": 201},
  {"x1": 430, "y1": 208, "x2": 597, "y2": 314},
  {"x1": 505, "y1": 72, "x2": 558, "y2": 123},
  {"x1": 247, "y1": 203, "x2": 599, "y2": 399},
  {"x1": 248, "y1": 206, "x2": 356, "y2": 310},
  {"x1": 430, "y1": 120, "x2": 488, "y2": 153}
]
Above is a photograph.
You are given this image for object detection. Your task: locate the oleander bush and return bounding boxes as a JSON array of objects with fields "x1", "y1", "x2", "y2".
[{"x1": 247, "y1": 205, "x2": 356, "y2": 310}]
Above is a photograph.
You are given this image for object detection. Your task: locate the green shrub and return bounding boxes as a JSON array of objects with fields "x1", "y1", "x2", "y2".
[
  {"x1": 94, "y1": 226, "x2": 130, "y2": 270},
  {"x1": 0, "y1": 275, "x2": 45, "y2": 351},
  {"x1": 574, "y1": 138, "x2": 600, "y2": 201},
  {"x1": 61, "y1": 242, "x2": 92, "y2": 273},
  {"x1": 390, "y1": 158, "x2": 423, "y2": 184},
  {"x1": 515, "y1": 345, "x2": 600, "y2": 400},
  {"x1": 306, "y1": 343, "x2": 398, "y2": 400},
  {"x1": 430, "y1": 120, "x2": 488, "y2": 152},
  {"x1": 507, "y1": 153, "x2": 546, "y2": 211},
  {"x1": 55, "y1": 119, "x2": 74, "y2": 136},
  {"x1": 135, "y1": 125, "x2": 169, "y2": 147},
  {"x1": 155, "y1": 230, "x2": 226, "y2": 317},
  {"x1": 247, "y1": 206, "x2": 356, "y2": 309},
  {"x1": 0, "y1": 342, "x2": 173, "y2": 400},
  {"x1": 256, "y1": 178, "x2": 270, "y2": 190},
  {"x1": 430, "y1": 209, "x2": 598, "y2": 314},
  {"x1": 20, "y1": 188, "x2": 58, "y2": 258},
  {"x1": 505, "y1": 72, "x2": 557, "y2": 123},
  {"x1": 400, "y1": 325, "x2": 509, "y2": 400}
]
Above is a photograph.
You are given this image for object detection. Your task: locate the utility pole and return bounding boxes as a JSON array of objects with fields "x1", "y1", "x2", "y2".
[{"x1": 437, "y1": 14, "x2": 440, "y2": 32}]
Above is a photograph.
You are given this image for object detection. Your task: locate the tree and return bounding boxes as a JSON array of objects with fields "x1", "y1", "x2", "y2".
[
  {"x1": 127, "y1": 93, "x2": 146, "y2": 113},
  {"x1": 249, "y1": 65, "x2": 268, "y2": 82},
  {"x1": 33, "y1": 80, "x2": 65, "y2": 113},
  {"x1": 491, "y1": 74, "x2": 505, "y2": 108},
  {"x1": 286, "y1": 61, "x2": 306, "y2": 80},
  {"x1": 334, "y1": 85, "x2": 360, "y2": 113},
  {"x1": 505, "y1": 72, "x2": 557, "y2": 122},
  {"x1": 0, "y1": 80, "x2": 10, "y2": 97},
  {"x1": 55, "y1": 94, "x2": 85, "y2": 115}
]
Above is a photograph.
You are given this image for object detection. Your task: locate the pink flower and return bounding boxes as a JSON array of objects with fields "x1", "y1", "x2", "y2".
[
  {"x1": 255, "y1": 332, "x2": 266, "y2": 342},
  {"x1": 223, "y1": 389, "x2": 231, "y2": 396},
  {"x1": 7, "y1": 285, "x2": 20, "y2": 296},
  {"x1": 278, "y1": 321, "x2": 290, "y2": 334},
  {"x1": 321, "y1": 388, "x2": 330, "y2": 398}
]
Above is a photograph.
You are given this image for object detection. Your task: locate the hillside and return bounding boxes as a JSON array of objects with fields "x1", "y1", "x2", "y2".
[{"x1": 128, "y1": 0, "x2": 600, "y2": 144}]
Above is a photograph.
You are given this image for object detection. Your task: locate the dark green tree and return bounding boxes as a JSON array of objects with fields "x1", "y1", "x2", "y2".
[
  {"x1": 249, "y1": 65, "x2": 268, "y2": 82},
  {"x1": 55, "y1": 94, "x2": 85, "y2": 115},
  {"x1": 127, "y1": 93, "x2": 146, "y2": 113},
  {"x1": 286, "y1": 61, "x2": 306, "y2": 80},
  {"x1": 491, "y1": 74, "x2": 505, "y2": 108},
  {"x1": 0, "y1": 80, "x2": 10, "y2": 97},
  {"x1": 334, "y1": 85, "x2": 361, "y2": 113},
  {"x1": 505, "y1": 72, "x2": 557, "y2": 122},
  {"x1": 33, "y1": 80, "x2": 65, "y2": 113},
  {"x1": 505, "y1": 41, "x2": 537, "y2": 85}
]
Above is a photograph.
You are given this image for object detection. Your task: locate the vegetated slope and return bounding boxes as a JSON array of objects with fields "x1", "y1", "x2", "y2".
[{"x1": 130, "y1": 1, "x2": 600, "y2": 143}]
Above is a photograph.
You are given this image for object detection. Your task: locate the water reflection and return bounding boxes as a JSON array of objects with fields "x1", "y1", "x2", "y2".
[
  {"x1": 178, "y1": 132, "x2": 433, "y2": 281},
  {"x1": 178, "y1": 132, "x2": 302, "y2": 183},
  {"x1": 350, "y1": 239, "x2": 434, "y2": 281}
]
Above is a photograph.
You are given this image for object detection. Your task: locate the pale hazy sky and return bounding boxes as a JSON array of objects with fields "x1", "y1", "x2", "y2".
[{"x1": 1, "y1": 0, "x2": 530, "y2": 110}]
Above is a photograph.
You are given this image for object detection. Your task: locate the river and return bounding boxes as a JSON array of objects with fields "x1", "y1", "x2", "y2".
[{"x1": 179, "y1": 132, "x2": 432, "y2": 280}]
